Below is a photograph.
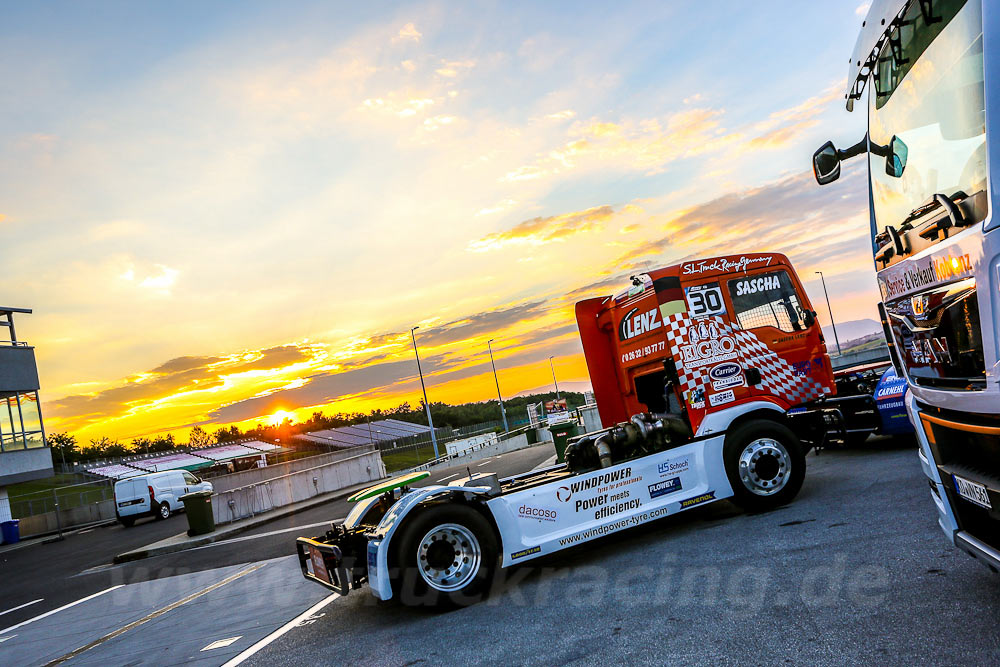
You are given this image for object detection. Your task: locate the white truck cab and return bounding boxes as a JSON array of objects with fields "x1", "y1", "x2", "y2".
[{"x1": 114, "y1": 470, "x2": 212, "y2": 526}]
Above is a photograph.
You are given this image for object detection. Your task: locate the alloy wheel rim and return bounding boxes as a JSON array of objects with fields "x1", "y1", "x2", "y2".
[
  {"x1": 738, "y1": 438, "x2": 792, "y2": 496},
  {"x1": 416, "y1": 523, "x2": 481, "y2": 592}
]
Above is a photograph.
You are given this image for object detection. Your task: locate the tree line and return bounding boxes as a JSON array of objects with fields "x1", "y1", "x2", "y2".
[{"x1": 49, "y1": 391, "x2": 587, "y2": 465}]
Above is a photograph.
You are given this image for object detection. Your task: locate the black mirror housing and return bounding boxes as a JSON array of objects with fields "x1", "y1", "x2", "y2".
[
  {"x1": 813, "y1": 141, "x2": 841, "y2": 185},
  {"x1": 803, "y1": 310, "x2": 816, "y2": 328}
]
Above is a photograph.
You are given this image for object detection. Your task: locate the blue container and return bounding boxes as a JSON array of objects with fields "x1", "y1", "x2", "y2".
[{"x1": 1, "y1": 519, "x2": 20, "y2": 545}]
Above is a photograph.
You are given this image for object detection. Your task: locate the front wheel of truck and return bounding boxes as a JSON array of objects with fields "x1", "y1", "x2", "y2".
[
  {"x1": 723, "y1": 420, "x2": 805, "y2": 512},
  {"x1": 391, "y1": 504, "x2": 498, "y2": 609}
]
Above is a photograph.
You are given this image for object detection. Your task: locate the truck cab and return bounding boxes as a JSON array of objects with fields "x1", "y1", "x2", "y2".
[
  {"x1": 577, "y1": 253, "x2": 835, "y2": 437},
  {"x1": 813, "y1": 0, "x2": 1000, "y2": 571}
]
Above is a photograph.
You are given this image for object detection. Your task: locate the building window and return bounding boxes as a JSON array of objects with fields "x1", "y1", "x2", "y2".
[{"x1": 0, "y1": 392, "x2": 46, "y2": 452}]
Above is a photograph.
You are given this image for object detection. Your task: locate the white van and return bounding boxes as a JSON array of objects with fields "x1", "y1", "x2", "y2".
[{"x1": 114, "y1": 470, "x2": 213, "y2": 527}]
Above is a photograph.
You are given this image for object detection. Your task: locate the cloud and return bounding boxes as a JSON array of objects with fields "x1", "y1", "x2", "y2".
[
  {"x1": 139, "y1": 265, "x2": 179, "y2": 291},
  {"x1": 545, "y1": 110, "x2": 576, "y2": 120},
  {"x1": 503, "y1": 107, "x2": 739, "y2": 182},
  {"x1": 744, "y1": 83, "x2": 842, "y2": 151},
  {"x1": 611, "y1": 164, "x2": 869, "y2": 271},
  {"x1": 435, "y1": 60, "x2": 475, "y2": 78},
  {"x1": 47, "y1": 342, "x2": 321, "y2": 428},
  {"x1": 475, "y1": 199, "x2": 517, "y2": 217},
  {"x1": 469, "y1": 204, "x2": 624, "y2": 252},
  {"x1": 415, "y1": 300, "x2": 549, "y2": 346},
  {"x1": 395, "y1": 23, "x2": 422, "y2": 42},
  {"x1": 0, "y1": 213, "x2": 7, "y2": 224}
]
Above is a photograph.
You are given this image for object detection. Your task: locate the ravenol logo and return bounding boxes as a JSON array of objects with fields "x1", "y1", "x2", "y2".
[
  {"x1": 679, "y1": 491, "x2": 716, "y2": 509},
  {"x1": 648, "y1": 477, "x2": 682, "y2": 499}
]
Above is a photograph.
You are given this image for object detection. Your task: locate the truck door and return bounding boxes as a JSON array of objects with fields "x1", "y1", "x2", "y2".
[
  {"x1": 674, "y1": 279, "x2": 757, "y2": 417},
  {"x1": 724, "y1": 269, "x2": 831, "y2": 406}
]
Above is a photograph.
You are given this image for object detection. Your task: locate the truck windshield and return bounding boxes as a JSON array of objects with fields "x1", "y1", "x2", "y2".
[{"x1": 869, "y1": 0, "x2": 987, "y2": 241}]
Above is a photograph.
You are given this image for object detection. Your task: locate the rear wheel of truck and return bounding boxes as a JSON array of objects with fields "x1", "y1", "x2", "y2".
[
  {"x1": 723, "y1": 420, "x2": 805, "y2": 512},
  {"x1": 392, "y1": 504, "x2": 498, "y2": 609}
]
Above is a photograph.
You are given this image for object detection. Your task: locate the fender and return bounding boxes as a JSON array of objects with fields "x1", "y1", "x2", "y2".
[
  {"x1": 367, "y1": 484, "x2": 495, "y2": 601},
  {"x1": 695, "y1": 400, "x2": 786, "y2": 437}
]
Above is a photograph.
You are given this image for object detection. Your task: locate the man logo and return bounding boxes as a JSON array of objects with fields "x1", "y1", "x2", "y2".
[{"x1": 557, "y1": 486, "x2": 572, "y2": 502}]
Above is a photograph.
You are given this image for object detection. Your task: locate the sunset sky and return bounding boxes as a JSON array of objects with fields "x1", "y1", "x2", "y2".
[{"x1": 2, "y1": 1, "x2": 877, "y2": 443}]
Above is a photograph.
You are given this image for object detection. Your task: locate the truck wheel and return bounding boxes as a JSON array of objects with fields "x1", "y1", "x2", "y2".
[
  {"x1": 392, "y1": 504, "x2": 498, "y2": 609},
  {"x1": 156, "y1": 502, "x2": 171, "y2": 520},
  {"x1": 723, "y1": 420, "x2": 805, "y2": 512}
]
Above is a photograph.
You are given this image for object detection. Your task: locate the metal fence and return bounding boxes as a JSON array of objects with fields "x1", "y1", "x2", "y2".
[{"x1": 9, "y1": 478, "x2": 115, "y2": 518}]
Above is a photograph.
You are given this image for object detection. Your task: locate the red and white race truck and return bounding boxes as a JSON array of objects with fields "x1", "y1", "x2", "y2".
[{"x1": 297, "y1": 253, "x2": 880, "y2": 608}]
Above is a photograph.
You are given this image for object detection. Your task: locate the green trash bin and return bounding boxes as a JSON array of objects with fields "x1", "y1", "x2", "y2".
[
  {"x1": 180, "y1": 490, "x2": 215, "y2": 536},
  {"x1": 550, "y1": 423, "x2": 580, "y2": 463}
]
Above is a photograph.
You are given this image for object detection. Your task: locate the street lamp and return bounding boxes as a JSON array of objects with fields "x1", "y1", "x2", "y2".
[
  {"x1": 487, "y1": 339, "x2": 510, "y2": 432},
  {"x1": 815, "y1": 271, "x2": 842, "y2": 355},
  {"x1": 410, "y1": 326, "x2": 439, "y2": 459},
  {"x1": 549, "y1": 355, "x2": 560, "y2": 399}
]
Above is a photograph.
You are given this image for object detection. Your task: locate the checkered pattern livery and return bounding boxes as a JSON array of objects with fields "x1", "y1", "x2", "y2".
[{"x1": 663, "y1": 313, "x2": 827, "y2": 407}]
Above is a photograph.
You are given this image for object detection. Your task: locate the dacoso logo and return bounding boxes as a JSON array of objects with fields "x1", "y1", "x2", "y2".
[{"x1": 518, "y1": 504, "x2": 557, "y2": 521}]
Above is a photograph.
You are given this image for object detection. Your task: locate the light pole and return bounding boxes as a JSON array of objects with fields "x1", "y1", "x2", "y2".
[
  {"x1": 549, "y1": 355, "x2": 560, "y2": 399},
  {"x1": 410, "y1": 326, "x2": 439, "y2": 458},
  {"x1": 815, "y1": 271, "x2": 842, "y2": 355},
  {"x1": 487, "y1": 339, "x2": 510, "y2": 432}
]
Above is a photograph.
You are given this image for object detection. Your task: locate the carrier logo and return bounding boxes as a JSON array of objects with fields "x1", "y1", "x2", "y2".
[
  {"x1": 648, "y1": 477, "x2": 682, "y2": 499},
  {"x1": 734, "y1": 275, "x2": 780, "y2": 295},
  {"x1": 619, "y1": 307, "x2": 662, "y2": 341},
  {"x1": 709, "y1": 362, "x2": 744, "y2": 389},
  {"x1": 518, "y1": 504, "x2": 557, "y2": 521}
]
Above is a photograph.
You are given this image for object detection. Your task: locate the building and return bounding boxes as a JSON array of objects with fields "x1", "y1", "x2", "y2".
[{"x1": 0, "y1": 307, "x2": 52, "y2": 522}]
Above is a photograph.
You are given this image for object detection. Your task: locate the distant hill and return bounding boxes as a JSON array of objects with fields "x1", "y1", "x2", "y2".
[{"x1": 823, "y1": 318, "x2": 882, "y2": 344}]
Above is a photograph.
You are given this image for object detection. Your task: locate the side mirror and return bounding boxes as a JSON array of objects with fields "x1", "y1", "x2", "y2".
[
  {"x1": 803, "y1": 310, "x2": 817, "y2": 328},
  {"x1": 886, "y1": 135, "x2": 908, "y2": 178},
  {"x1": 812, "y1": 141, "x2": 841, "y2": 185}
]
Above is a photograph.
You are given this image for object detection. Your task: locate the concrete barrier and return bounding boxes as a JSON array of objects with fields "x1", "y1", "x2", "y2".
[
  {"x1": 213, "y1": 448, "x2": 386, "y2": 525},
  {"x1": 207, "y1": 446, "x2": 376, "y2": 494}
]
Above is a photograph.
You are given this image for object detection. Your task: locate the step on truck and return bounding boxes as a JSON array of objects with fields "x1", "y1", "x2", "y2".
[
  {"x1": 812, "y1": 0, "x2": 1000, "y2": 572},
  {"x1": 297, "y1": 253, "x2": 883, "y2": 608}
]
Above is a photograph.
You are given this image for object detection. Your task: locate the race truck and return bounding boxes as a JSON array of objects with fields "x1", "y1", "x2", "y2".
[
  {"x1": 296, "y1": 253, "x2": 888, "y2": 608},
  {"x1": 812, "y1": 0, "x2": 1000, "y2": 571}
]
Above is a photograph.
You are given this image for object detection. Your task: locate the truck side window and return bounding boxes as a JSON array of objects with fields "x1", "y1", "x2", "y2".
[{"x1": 728, "y1": 270, "x2": 805, "y2": 333}]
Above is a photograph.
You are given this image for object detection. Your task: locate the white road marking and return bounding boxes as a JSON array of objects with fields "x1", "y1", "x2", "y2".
[
  {"x1": 0, "y1": 599, "x2": 42, "y2": 617},
  {"x1": 186, "y1": 519, "x2": 346, "y2": 552},
  {"x1": 201, "y1": 636, "x2": 243, "y2": 651},
  {"x1": 0, "y1": 586, "x2": 123, "y2": 635},
  {"x1": 477, "y1": 461, "x2": 492, "y2": 467},
  {"x1": 43, "y1": 563, "x2": 266, "y2": 666},
  {"x1": 221, "y1": 593, "x2": 340, "y2": 667},
  {"x1": 0, "y1": 635, "x2": 16, "y2": 643},
  {"x1": 437, "y1": 473, "x2": 459, "y2": 482}
]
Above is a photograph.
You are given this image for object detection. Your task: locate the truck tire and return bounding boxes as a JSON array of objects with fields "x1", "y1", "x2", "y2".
[
  {"x1": 391, "y1": 504, "x2": 498, "y2": 609},
  {"x1": 156, "y1": 502, "x2": 171, "y2": 520},
  {"x1": 723, "y1": 420, "x2": 805, "y2": 512}
]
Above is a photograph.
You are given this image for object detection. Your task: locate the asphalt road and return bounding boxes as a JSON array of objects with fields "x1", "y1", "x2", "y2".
[
  {"x1": 243, "y1": 438, "x2": 1000, "y2": 666},
  {"x1": 2, "y1": 441, "x2": 999, "y2": 665},
  {"x1": 0, "y1": 445, "x2": 555, "y2": 631}
]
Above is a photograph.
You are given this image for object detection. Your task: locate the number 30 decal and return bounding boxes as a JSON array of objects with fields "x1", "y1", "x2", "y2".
[{"x1": 685, "y1": 284, "x2": 726, "y2": 317}]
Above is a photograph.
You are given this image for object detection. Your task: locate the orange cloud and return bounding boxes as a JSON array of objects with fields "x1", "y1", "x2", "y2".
[{"x1": 469, "y1": 204, "x2": 624, "y2": 252}]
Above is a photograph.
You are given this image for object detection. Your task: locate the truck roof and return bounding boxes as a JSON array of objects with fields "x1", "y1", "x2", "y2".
[
  {"x1": 845, "y1": 0, "x2": 908, "y2": 111},
  {"x1": 610, "y1": 252, "x2": 791, "y2": 303}
]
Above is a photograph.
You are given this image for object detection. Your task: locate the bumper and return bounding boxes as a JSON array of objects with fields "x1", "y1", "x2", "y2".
[
  {"x1": 906, "y1": 394, "x2": 1000, "y2": 572},
  {"x1": 295, "y1": 537, "x2": 352, "y2": 595}
]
